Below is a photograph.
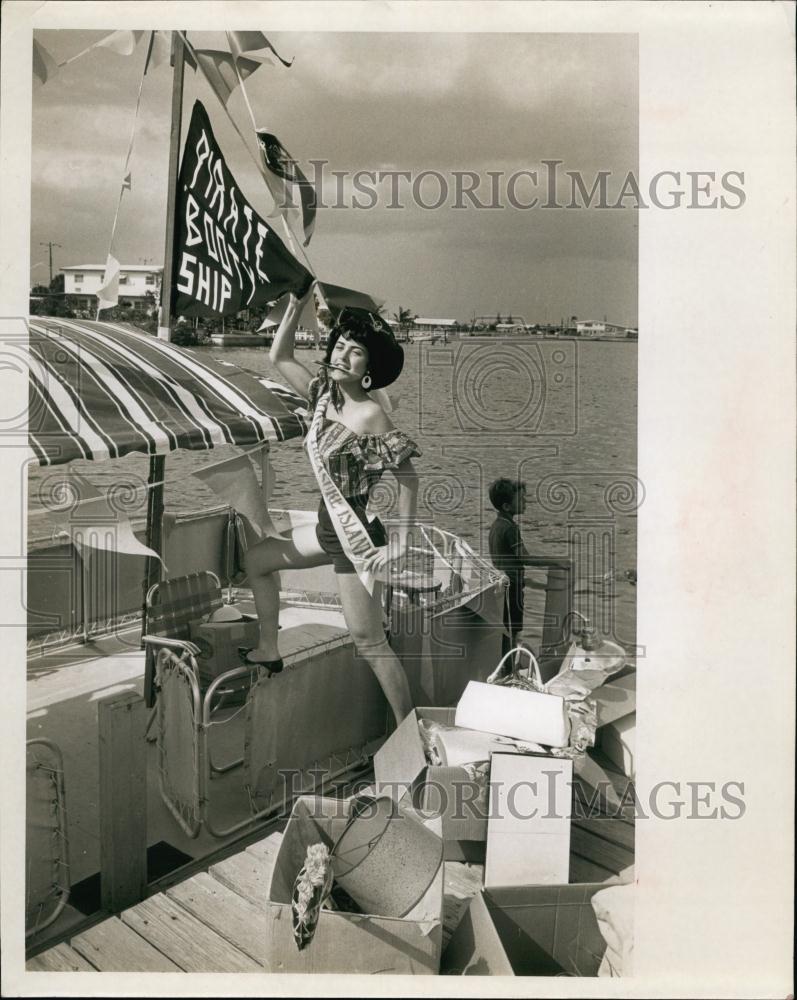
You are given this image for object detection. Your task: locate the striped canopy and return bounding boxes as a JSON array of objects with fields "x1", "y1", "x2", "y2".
[{"x1": 27, "y1": 317, "x2": 308, "y2": 466}]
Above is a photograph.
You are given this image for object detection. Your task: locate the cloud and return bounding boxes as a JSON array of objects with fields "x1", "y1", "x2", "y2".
[
  {"x1": 288, "y1": 32, "x2": 473, "y2": 99},
  {"x1": 29, "y1": 28, "x2": 638, "y2": 322}
]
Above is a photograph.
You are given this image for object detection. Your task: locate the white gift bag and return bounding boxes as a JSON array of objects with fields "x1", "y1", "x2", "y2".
[{"x1": 455, "y1": 648, "x2": 571, "y2": 748}]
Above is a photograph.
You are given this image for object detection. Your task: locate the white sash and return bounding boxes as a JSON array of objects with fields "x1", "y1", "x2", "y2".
[{"x1": 304, "y1": 392, "x2": 388, "y2": 595}]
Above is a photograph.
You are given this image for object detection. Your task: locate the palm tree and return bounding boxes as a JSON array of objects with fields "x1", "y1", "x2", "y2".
[
  {"x1": 392, "y1": 306, "x2": 415, "y2": 340},
  {"x1": 392, "y1": 306, "x2": 415, "y2": 329}
]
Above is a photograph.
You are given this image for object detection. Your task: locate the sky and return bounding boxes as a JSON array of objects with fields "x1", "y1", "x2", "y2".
[{"x1": 31, "y1": 29, "x2": 638, "y2": 326}]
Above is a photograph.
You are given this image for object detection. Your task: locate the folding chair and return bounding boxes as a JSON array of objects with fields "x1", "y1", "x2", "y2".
[
  {"x1": 26, "y1": 739, "x2": 70, "y2": 939},
  {"x1": 142, "y1": 570, "x2": 253, "y2": 774}
]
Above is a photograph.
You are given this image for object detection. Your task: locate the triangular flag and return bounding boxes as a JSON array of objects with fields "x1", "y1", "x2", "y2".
[
  {"x1": 48, "y1": 469, "x2": 163, "y2": 564},
  {"x1": 32, "y1": 39, "x2": 58, "y2": 85},
  {"x1": 192, "y1": 448, "x2": 279, "y2": 538},
  {"x1": 182, "y1": 38, "x2": 197, "y2": 72},
  {"x1": 95, "y1": 30, "x2": 145, "y2": 58},
  {"x1": 193, "y1": 49, "x2": 264, "y2": 107},
  {"x1": 256, "y1": 130, "x2": 317, "y2": 246},
  {"x1": 96, "y1": 254, "x2": 120, "y2": 311},
  {"x1": 227, "y1": 30, "x2": 293, "y2": 67},
  {"x1": 59, "y1": 30, "x2": 145, "y2": 68},
  {"x1": 122, "y1": 173, "x2": 132, "y2": 191},
  {"x1": 316, "y1": 281, "x2": 384, "y2": 317},
  {"x1": 144, "y1": 30, "x2": 172, "y2": 74}
]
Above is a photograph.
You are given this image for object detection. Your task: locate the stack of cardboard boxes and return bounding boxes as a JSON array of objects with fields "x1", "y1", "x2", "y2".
[
  {"x1": 373, "y1": 670, "x2": 637, "y2": 976},
  {"x1": 254, "y1": 669, "x2": 636, "y2": 976}
]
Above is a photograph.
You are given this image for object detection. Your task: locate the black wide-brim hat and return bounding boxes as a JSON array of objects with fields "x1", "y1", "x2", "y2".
[{"x1": 328, "y1": 306, "x2": 404, "y2": 390}]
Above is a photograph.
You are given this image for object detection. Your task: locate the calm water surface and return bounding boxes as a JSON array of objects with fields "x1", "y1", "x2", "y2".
[{"x1": 28, "y1": 338, "x2": 637, "y2": 649}]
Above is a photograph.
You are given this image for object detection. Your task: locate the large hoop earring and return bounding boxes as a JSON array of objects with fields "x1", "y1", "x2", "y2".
[{"x1": 361, "y1": 373, "x2": 372, "y2": 390}]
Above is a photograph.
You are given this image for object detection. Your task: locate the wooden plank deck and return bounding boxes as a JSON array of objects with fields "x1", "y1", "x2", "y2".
[
  {"x1": 71, "y1": 918, "x2": 181, "y2": 972},
  {"x1": 25, "y1": 831, "x2": 487, "y2": 972},
  {"x1": 25, "y1": 943, "x2": 96, "y2": 972},
  {"x1": 120, "y1": 894, "x2": 262, "y2": 972},
  {"x1": 27, "y1": 753, "x2": 634, "y2": 972}
]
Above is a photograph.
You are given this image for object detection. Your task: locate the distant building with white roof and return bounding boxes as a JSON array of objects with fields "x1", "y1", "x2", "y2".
[
  {"x1": 576, "y1": 320, "x2": 627, "y2": 338},
  {"x1": 413, "y1": 317, "x2": 458, "y2": 332},
  {"x1": 61, "y1": 264, "x2": 162, "y2": 310}
]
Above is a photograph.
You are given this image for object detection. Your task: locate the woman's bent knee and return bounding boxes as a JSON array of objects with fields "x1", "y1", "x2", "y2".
[{"x1": 244, "y1": 538, "x2": 281, "y2": 577}]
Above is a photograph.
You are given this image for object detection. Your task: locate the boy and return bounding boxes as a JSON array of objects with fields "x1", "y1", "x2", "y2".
[{"x1": 488, "y1": 478, "x2": 570, "y2": 661}]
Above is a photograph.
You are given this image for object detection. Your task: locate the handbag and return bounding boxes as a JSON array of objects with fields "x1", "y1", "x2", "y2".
[{"x1": 454, "y1": 647, "x2": 571, "y2": 748}]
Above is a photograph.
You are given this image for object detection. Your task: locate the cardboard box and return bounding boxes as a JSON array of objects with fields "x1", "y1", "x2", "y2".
[
  {"x1": 374, "y1": 707, "x2": 516, "y2": 853},
  {"x1": 263, "y1": 796, "x2": 444, "y2": 974},
  {"x1": 599, "y1": 712, "x2": 636, "y2": 779},
  {"x1": 485, "y1": 752, "x2": 573, "y2": 888},
  {"x1": 442, "y1": 884, "x2": 608, "y2": 976},
  {"x1": 189, "y1": 615, "x2": 260, "y2": 688}
]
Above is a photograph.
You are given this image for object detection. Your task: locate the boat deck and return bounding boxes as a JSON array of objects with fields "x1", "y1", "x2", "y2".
[
  {"x1": 26, "y1": 586, "x2": 635, "y2": 972},
  {"x1": 25, "y1": 830, "x2": 480, "y2": 972},
  {"x1": 26, "y1": 601, "x2": 351, "y2": 945},
  {"x1": 28, "y1": 801, "x2": 632, "y2": 973},
  {"x1": 27, "y1": 750, "x2": 634, "y2": 972}
]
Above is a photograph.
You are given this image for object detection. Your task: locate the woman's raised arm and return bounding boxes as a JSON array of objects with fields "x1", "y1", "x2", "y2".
[{"x1": 269, "y1": 284, "x2": 316, "y2": 399}]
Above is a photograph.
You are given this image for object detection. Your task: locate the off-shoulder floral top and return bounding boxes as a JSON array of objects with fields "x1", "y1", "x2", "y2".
[{"x1": 312, "y1": 416, "x2": 421, "y2": 500}]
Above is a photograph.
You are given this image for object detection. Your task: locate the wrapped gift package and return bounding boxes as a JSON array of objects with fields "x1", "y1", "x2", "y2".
[
  {"x1": 442, "y1": 883, "x2": 608, "y2": 976},
  {"x1": 262, "y1": 795, "x2": 444, "y2": 974},
  {"x1": 455, "y1": 679, "x2": 570, "y2": 748},
  {"x1": 591, "y1": 882, "x2": 635, "y2": 976},
  {"x1": 573, "y1": 670, "x2": 637, "y2": 812},
  {"x1": 435, "y1": 726, "x2": 542, "y2": 767},
  {"x1": 592, "y1": 671, "x2": 636, "y2": 728},
  {"x1": 374, "y1": 707, "x2": 530, "y2": 858},
  {"x1": 598, "y1": 712, "x2": 636, "y2": 779}
]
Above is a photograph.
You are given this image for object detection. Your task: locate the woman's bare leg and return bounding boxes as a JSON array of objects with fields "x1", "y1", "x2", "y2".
[
  {"x1": 244, "y1": 523, "x2": 329, "y2": 659},
  {"x1": 335, "y1": 572, "x2": 413, "y2": 724}
]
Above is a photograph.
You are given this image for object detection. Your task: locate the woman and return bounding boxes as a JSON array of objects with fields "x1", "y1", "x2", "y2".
[{"x1": 241, "y1": 286, "x2": 417, "y2": 723}]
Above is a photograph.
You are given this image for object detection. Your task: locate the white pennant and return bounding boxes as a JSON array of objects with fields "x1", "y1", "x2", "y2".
[
  {"x1": 48, "y1": 469, "x2": 163, "y2": 564},
  {"x1": 192, "y1": 446, "x2": 280, "y2": 539},
  {"x1": 96, "y1": 254, "x2": 120, "y2": 311}
]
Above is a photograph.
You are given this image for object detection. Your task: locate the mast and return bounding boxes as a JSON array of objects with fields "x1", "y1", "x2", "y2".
[
  {"x1": 142, "y1": 31, "x2": 185, "y2": 643},
  {"x1": 157, "y1": 31, "x2": 186, "y2": 343}
]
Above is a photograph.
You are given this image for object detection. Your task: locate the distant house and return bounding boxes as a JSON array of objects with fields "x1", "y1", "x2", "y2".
[
  {"x1": 576, "y1": 320, "x2": 627, "y2": 338},
  {"x1": 495, "y1": 322, "x2": 525, "y2": 334},
  {"x1": 413, "y1": 317, "x2": 458, "y2": 333},
  {"x1": 61, "y1": 264, "x2": 163, "y2": 310}
]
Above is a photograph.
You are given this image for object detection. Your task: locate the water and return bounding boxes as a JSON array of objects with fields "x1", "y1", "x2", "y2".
[{"x1": 28, "y1": 338, "x2": 637, "y2": 649}]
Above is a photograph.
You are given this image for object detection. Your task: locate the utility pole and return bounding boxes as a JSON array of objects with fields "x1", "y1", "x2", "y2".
[{"x1": 40, "y1": 241, "x2": 62, "y2": 285}]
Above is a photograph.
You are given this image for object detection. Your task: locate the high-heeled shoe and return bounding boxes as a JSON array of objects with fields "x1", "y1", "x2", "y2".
[{"x1": 238, "y1": 647, "x2": 284, "y2": 674}]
